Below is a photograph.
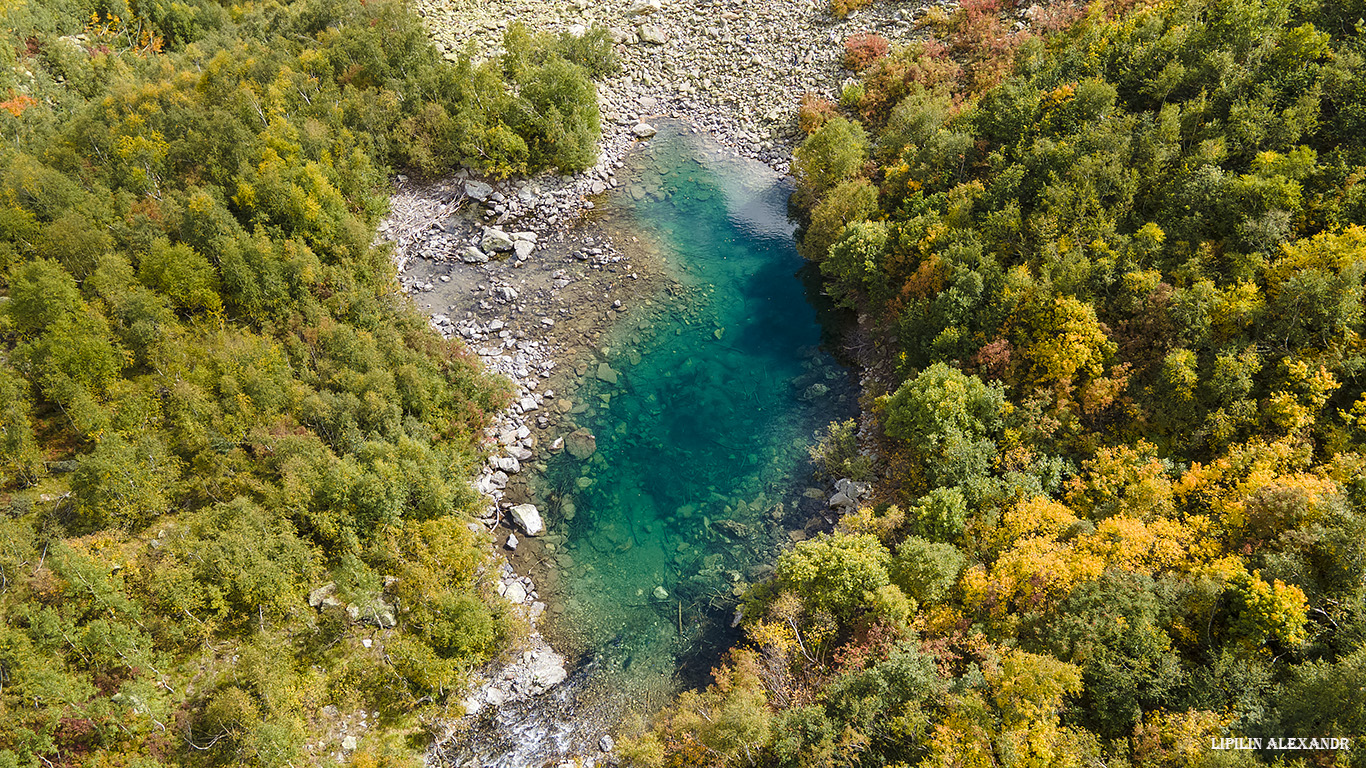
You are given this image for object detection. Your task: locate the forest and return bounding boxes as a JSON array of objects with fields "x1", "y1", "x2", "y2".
[
  {"x1": 0, "y1": 0, "x2": 609, "y2": 764},
  {"x1": 624, "y1": 0, "x2": 1366, "y2": 765}
]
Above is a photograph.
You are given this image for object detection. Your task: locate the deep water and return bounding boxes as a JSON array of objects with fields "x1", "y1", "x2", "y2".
[{"x1": 454, "y1": 122, "x2": 856, "y2": 763}]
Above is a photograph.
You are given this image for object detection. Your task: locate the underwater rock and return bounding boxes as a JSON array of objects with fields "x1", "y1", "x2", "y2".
[
  {"x1": 564, "y1": 428, "x2": 598, "y2": 459},
  {"x1": 510, "y1": 504, "x2": 544, "y2": 536},
  {"x1": 596, "y1": 362, "x2": 619, "y2": 384},
  {"x1": 653, "y1": 586, "x2": 669, "y2": 600}
]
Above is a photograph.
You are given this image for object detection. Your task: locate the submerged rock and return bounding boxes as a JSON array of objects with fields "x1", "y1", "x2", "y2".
[
  {"x1": 653, "y1": 586, "x2": 669, "y2": 600},
  {"x1": 510, "y1": 503, "x2": 544, "y2": 536},
  {"x1": 564, "y1": 428, "x2": 597, "y2": 459},
  {"x1": 596, "y1": 362, "x2": 619, "y2": 384}
]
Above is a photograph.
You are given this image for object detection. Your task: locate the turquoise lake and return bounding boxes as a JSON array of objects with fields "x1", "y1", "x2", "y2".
[{"x1": 538, "y1": 122, "x2": 856, "y2": 701}]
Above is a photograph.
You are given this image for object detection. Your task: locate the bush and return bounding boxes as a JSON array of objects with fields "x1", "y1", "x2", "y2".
[
  {"x1": 797, "y1": 92, "x2": 838, "y2": 135},
  {"x1": 844, "y1": 33, "x2": 890, "y2": 72},
  {"x1": 792, "y1": 116, "x2": 868, "y2": 204},
  {"x1": 810, "y1": 418, "x2": 874, "y2": 481}
]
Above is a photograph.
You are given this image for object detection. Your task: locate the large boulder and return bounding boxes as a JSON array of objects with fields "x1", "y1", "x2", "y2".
[
  {"x1": 510, "y1": 503, "x2": 544, "y2": 536},
  {"x1": 464, "y1": 180, "x2": 494, "y2": 201},
  {"x1": 564, "y1": 428, "x2": 597, "y2": 459},
  {"x1": 481, "y1": 227, "x2": 515, "y2": 253}
]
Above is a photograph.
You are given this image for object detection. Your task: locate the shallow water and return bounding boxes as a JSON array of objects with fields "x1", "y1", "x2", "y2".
[{"x1": 454, "y1": 122, "x2": 855, "y2": 764}]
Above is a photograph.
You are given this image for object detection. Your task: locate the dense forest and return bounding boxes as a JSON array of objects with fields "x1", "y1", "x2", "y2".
[
  {"x1": 0, "y1": 0, "x2": 609, "y2": 764},
  {"x1": 625, "y1": 0, "x2": 1366, "y2": 765}
]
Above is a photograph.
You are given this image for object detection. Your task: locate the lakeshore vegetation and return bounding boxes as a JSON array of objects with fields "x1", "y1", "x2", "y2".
[
  {"x1": 0, "y1": 0, "x2": 609, "y2": 764},
  {"x1": 626, "y1": 0, "x2": 1366, "y2": 766}
]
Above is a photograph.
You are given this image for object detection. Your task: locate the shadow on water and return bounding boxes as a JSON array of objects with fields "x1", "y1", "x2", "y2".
[{"x1": 446, "y1": 122, "x2": 857, "y2": 766}]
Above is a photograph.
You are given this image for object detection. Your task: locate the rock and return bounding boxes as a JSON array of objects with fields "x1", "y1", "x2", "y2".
[
  {"x1": 567, "y1": 23, "x2": 586, "y2": 37},
  {"x1": 464, "y1": 180, "x2": 494, "y2": 201},
  {"x1": 653, "y1": 585, "x2": 669, "y2": 600},
  {"x1": 600, "y1": 734, "x2": 616, "y2": 752},
  {"x1": 835, "y1": 478, "x2": 872, "y2": 498},
  {"x1": 627, "y1": 0, "x2": 660, "y2": 14},
  {"x1": 342, "y1": 735, "x2": 357, "y2": 751},
  {"x1": 519, "y1": 396, "x2": 539, "y2": 412},
  {"x1": 549, "y1": 436, "x2": 565, "y2": 452},
  {"x1": 564, "y1": 428, "x2": 597, "y2": 459},
  {"x1": 506, "y1": 534, "x2": 519, "y2": 550},
  {"x1": 632, "y1": 122, "x2": 658, "y2": 138},
  {"x1": 828, "y1": 491, "x2": 858, "y2": 511},
  {"x1": 513, "y1": 239, "x2": 535, "y2": 259},
  {"x1": 510, "y1": 503, "x2": 544, "y2": 536},
  {"x1": 800, "y1": 382, "x2": 829, "y2": 401},
  {"x1": 307, "y1": 582, "x2": 336, "y2": 608},
  {"x1": 461, "y1": 246, "x2": 489, "y2": 263},
  {"x1": 595, "y1": 362, "x2": 619, "y2": 384},
  {"x1": 462, "y1": 697, "x2": 483, "y2": 716},
  {"x1": 637, "y1": 24, "x2": 668, "y2": 44},
  {"x1": 504, "y1": 581, "x2": 527, "y2": 604},
  {"x1": 481, "y1": 227, "x2": 515, "y2": 252}
]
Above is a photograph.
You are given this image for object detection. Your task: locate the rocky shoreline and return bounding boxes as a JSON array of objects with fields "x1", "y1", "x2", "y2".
[{"x1": 376, "y1": 0, "x2": 938, "y2": 763}]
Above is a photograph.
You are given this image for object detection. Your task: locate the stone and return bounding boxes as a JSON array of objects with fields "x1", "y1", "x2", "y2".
[
  {"x1": 461, "y1": 247, "x2": 489, "y2": 263},
  {"x1": 627, "y1": 0, "x2": 660, "y2": 14},
  {"x1": 462, "y1": 697, "x2": 483, "y2": 716},
  {"x1": 595, "y1": 362, "x2": 619, "y2": 384},
  {"x1": 307, "y1": 582, "x2": 336, "y2": 608},
  {"x1": 506, "y1": 534, "x2": 519, "y2": 550},
  {"x1": 835, "y1": 478, "x2": 873, "y2": 498},
  {"x1": 828, "y1": 491, "x2": 858, "y2": 511},
  {"x1": 653, "y1": 585, "x2": 669, "y2": 600},
  {"x1": 567, "y1": 23, "x2": 587, "y2": 37},
  {"x1": 632, "y1": 122, "x2": 658, "y2": 138},
  {"x1": 504, "y1": 581, "x2": 527, "y2": 603},
  {"x1": 638, "y1": 24, "x2": 668, "y2": 44},
  {"x1": 342, "y1": 735, "x2": 357, "y2": 751},
  {"x1": 564, "y1": 428, "x2": 597, "y2": 459},
  {"x1": 509, "y1": 504, "x2": 542, "y2": 537},
  {"x1": 519, "y1": 396, "x2": 539, "y2": 412},
  {"x1": 464, "y1": 180, "x2": 494, "y2": 201},
  {"x1": 600, "y1": 734, "x2": 615, "y2": 752},
  {"x1": 550, "y1": 436, "x2": 565, "y2": 452},
  {"x1": 513, "y1": 239, "x2": 535, "y2": 259},
  {"x1": 481, "y1": 227, "x2": 515, "y2": 252}
]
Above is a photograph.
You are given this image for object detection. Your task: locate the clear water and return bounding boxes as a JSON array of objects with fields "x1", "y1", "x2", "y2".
[
  {"x1": 454, "y1": 123, "x2": 855, "y2": 763},
  {"x1": 541, "y1": 122, "x2": 855, "y2": 696}
]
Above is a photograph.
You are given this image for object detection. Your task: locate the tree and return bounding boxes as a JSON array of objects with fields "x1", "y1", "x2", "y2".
[{"x1": 793, "y1": 117, "x2": 868, "y2": 205}]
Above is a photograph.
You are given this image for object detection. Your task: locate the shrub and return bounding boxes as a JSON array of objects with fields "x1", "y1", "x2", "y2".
[
  {"x1": 797, "y1": 92, "x2": 838, "y2": 135},
  {"x1": 810, "y1": 418, "x2": 874, "y2": 480},
  {"x1": 830, "y1": 0, "x2": 872, "y2": 19},
  {"x1": 844, "y1": 33, "x2": 890, "y2": 72}
]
